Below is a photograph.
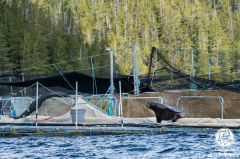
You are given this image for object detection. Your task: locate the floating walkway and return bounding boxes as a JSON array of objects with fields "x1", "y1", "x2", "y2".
[{"x1": 1, "y1": 120, "x2": 240, "y2": 137}]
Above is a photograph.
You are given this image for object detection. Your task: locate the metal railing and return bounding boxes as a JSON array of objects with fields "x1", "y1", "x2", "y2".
[
  {"x1": 120, "y1": 96, "x2": 163, "y2": 119},
  {"x1": 176, "y1": 96, "x2": 224, "y2": 119},
  {"x1": 121, "y1": 96, "x2": 163, "y2": 104}
]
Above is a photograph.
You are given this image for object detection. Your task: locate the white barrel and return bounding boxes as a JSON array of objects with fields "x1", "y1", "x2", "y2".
[{"x1": 71, "y1": 109, "x2": 86, "y2": 124}]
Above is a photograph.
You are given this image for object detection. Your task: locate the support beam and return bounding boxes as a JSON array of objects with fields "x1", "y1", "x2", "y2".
[
  {"x1": 9, "y1": 77, "x2": 13, "y2": 94},
  {"x1": 76, "y1": 81, "x2": 78, "y2": 129},
  {"x1": 132, "y1": 44, "x2": 139, "y2": 95},
  {"x1": 208, "y1": 59, "x2": 211, "y2": 80},
  {"x1": 36, "y1": 82, "x2": 38, "y2": 127},
  {"x1": 22, "y1": 74, "x2": 25, "y2": 82},
  {"x1": 110, "y1": 51, "x2": 114, "y2": 94},
  {"x1": 190, "y1": 49, "x2": 194, "y2": 78}
]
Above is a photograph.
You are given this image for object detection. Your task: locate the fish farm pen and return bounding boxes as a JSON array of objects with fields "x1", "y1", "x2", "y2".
[
  {"x1": 1, "y1": 121, "x2": 240, "y2": 137},
  {"x1": 1, "y1": 46, "x2": 240, "y2": 137}
]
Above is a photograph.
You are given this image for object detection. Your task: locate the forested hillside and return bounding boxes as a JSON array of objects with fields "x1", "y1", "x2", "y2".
[{"x1": 0, "y1": 0, "x2": 240, "y2": 75}]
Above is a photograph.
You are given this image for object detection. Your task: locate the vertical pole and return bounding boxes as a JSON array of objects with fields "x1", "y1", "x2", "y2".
[
  {"x1": 208, "y1": 59, "x2": 211, "y2": 80},
  {"x1": 118, "y1": 89, "x2": 121, "y2": 117},
  {"x1": 119, "y1": 81, "x2": 123, "y2": 127},
  {"x1": 155, "y1": 48, "x2": 157, "y2": 69},
  {"x1": 76, "y1": 81, "x2": 78, "y2": 129},
  {"x1": 22, "y1": 74, "x2": 26, "y2": 95},
  {"x1": 91, "y1": 56, "x2": 94, "y2": 95},
  {"x1": 114, "y1": 99, "x2": 116, "y2": 116},
  {"x1": 190, "y1": 49, "x2": 194, "y2": 78},
  {"x1": 110, "y1": 51, "x2": 114, "y2": 94},
  {"x1": 9, "y1": 77, "x2": 13, "y2": 94},
  {"x1": 22, "y1": 74, "x2": 25, "y2": 82},
  {"x1": 36, "y1": 82, "x2": 38, "y2": 127},
  {"x1": 221, "y1": 99, "x2": 223, "y2": 119},
  {"x1": 112, "y1": 98, "x2": 116, "y2": 117},
  {"x1": 132, "y1": 44, "x2": 139, "y2": 95}
]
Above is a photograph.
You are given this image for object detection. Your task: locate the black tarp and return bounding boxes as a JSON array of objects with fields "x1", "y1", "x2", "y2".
[{"x1": 0, "y1": 72, "x2": 141, "y2": 94}]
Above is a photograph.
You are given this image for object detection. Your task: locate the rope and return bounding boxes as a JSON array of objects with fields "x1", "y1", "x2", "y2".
[
  {"x1": 54, "y1": 64, "x2": 76, "y2": 92},
  {"x1": 196, "y1": 100, "x2": 210, "y2": 118},
  {"x1": 1, "y1": 52, "x2": 111, "y2": 74},
  {"x1": 23, "y1": 103, "x2": 73, "y2": 122}
]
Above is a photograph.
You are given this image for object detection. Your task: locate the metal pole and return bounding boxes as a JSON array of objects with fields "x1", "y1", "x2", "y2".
[
  {"x1": 133, "y1": 44, "x2": 139, "y2": 95},
  {"x1": 118, "y1": 93, "x2": 121, "y2": 117},
  {"x1": 9, "y1": 77, "x2": 13, "y2": 94},
  {"x1": 110, "y1": 51, "x2": 114, "y2": 94},
  {"x1": 36, "y1": 82, "x2": 38, "y2": 127},
  {"x1": 208, "y1": 59, "x2": 210, "y2": 80},
  {"x1": 119, "y1": 81, "x2": 123, "y2": 127},
  {"x1": 121, "y1": 97, "x2": 163, "y2": 104},
  {"x1": 76, "y1": 81, "x2": 78, "y2": 129},
  {"x1": 22, "y1": 74, "x2": 25, "y2": 82},
  {"x1": 22, "y1": 74, "x2": 26, "y2": 95},
  {"x1": 190, "y1": 49, "x2": 194, "y2": 78},
  {"x1": 113, "y1": 99, "x2": 116, "y2": 116}
]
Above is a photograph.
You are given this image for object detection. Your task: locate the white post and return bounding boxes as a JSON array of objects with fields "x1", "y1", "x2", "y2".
[
  {"x1": 36, "y1": 82, "x2": 38, "y2": 127},
  {"x1": 9, "y1": 77, "x2": 13, "y2": 94},
  {"x1": 190, "y1": 49, "x2": 194, "y2": 78},
  {"x1": 22, "y1": 74, "x2": 26, "y2": 95},
  {"x1": 119, "y1": 81, "x2": 123, "y2": 127},
  {"x1": 114, "y1": 99, "x2": 116, "y2": 116},
  {"x1": 208, "y1": 59, "x2": 210, "y2": 80},
  {"x1": 76, "y1": 81, "x2": 78, "y2": 129},
  {"x1": 110, "y1": 51, "x2": 114, "y2": 94},
  {"x1": 133, "y1": 44, "x2": 139, "y2": 95},
  {"x1": 22, "y1": 74, "x2": 25, "y2": 82}
]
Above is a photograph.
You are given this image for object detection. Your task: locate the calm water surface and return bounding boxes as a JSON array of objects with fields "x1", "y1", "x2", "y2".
[{"x1": 0, "y1": 132, "x2": 239, "y2": 159}]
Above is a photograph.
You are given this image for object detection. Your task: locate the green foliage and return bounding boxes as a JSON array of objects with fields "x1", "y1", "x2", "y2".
[{"x1": 0, "y1": 0, "x2": 240, "y2": 77}]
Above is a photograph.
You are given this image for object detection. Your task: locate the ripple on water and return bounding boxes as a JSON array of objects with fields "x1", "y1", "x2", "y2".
[{"x1": 0, "y1": 132, "x2": 240, "y2": 158}]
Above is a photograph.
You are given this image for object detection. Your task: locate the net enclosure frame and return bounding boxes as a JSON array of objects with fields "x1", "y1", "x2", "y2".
[
  {"x1": 119, "y1": 96, "x2": 163, "y2": 119},
  {"x1": 176, "y1": 96, "x2": 224, "y2": 119}
]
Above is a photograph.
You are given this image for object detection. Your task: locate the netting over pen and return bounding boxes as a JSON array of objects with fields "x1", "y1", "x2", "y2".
[
  {"x1": 0, "y1": 47, "x2": 144, "y2": 96},
  {"x1": 137, "y1": 47, "x2": 240, "y2": 93},
  {"x1": 2, "y1": 46, "x2": 240, "y2": 97}
]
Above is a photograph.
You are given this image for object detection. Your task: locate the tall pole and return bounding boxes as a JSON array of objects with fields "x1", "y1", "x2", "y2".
[
  {"x1": 133, "y1": 44, "x2": 139, "y2": 95},
  {"x1": 110, "y1": 51, "x2": 114, "y2": 94},
  {"x1": 22, "y1": 74, "x2": 25, "y2": 82},
  {"x1": 118, "y1": 82, "x2": 121, "y2": 117},
  {"x1": 119, "y1": 81, "x2": 123, "y2": 127},
  {"x1": 76, "y1": 81, "x2": 78, "y2": 129},
  {"x1": 190, "y1": 49, "x2": 194, "y2": 78},
  {"x1": 208, "y1": 59, "x2": 210, "y2": 80},
  {"x1": 9, "y1": 77, "x2": 13, "y2": 94},
  {"x1": 36, "y1": 82, "x2": 38, "y2": 127},
  {"x1": 22, "y1": 74, "x2": 26, "y2": 94}
]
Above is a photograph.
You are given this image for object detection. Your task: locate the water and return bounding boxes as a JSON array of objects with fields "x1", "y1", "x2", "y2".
[{"x1": 0, "y1": 132, "x2": 239, "y2": 159}]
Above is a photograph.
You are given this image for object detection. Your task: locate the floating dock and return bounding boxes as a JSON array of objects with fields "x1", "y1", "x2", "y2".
[{"x1": 1, "y1": 122, "x2": 240, "y2": 137}]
